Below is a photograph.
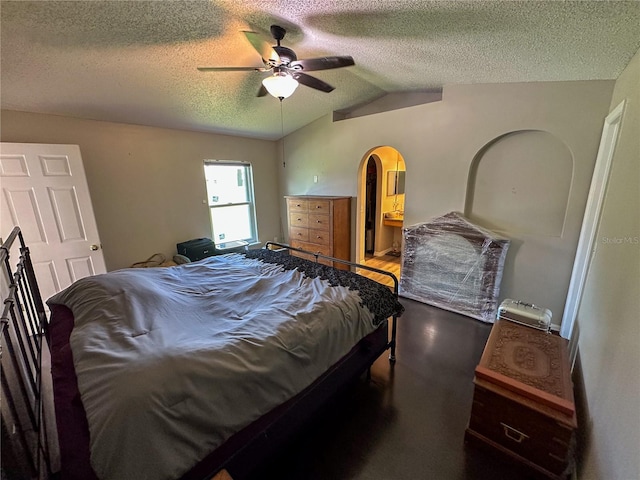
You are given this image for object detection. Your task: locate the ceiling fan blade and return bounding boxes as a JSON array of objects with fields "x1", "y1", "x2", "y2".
[
  {"x1": 242, "y1": 31, "x2": 280, "y2": 63},
  {"x1": 290, "y1": 56, "x2": 354, "y2": 72},
  {"x1": 197, "y1": 66, "x2": 268, "y2": 72},
  {"x1": 292, "y1": 72, "x2": 334, "y2": 93},
  {"x1": 257, "y1": 84, "x2": 268, "y2": 97}
]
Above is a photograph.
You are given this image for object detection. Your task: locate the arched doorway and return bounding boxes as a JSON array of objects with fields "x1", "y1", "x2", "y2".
[
  {"x1": 364, "y1": 156, "x2": 378, "y2": 255},
  {"x1": 356, "y1": 146, "x2": 406, "y2": 287}
]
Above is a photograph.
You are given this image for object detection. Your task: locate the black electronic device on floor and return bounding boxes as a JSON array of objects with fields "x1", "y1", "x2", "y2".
[{"x1": 176, "y1": 238, "x2": 216, "y2": 261}]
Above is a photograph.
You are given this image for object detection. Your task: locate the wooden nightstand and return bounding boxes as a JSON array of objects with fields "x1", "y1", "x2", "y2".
[{"x1": 465, "y1": 320, "x2": 577, "y2": 479}]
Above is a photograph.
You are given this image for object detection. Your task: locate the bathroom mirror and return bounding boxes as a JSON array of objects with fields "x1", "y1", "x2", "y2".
[{"x1": 387, "y1": 170, "x2": 406, "y2": 195}]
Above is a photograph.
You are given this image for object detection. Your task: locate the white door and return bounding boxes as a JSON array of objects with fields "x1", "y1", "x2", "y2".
[
  {"x1": 0, "y1": 143, "x2": 106, "y2": 304},
  {"x1": 560, "y1": 100, "x2": 626, "y2": 362}
]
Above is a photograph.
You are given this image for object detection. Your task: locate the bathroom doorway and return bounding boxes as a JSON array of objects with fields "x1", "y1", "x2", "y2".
[
  {"x1": 356, "y1": 146, "x2": 406, "y2": 288},
  {"x1": 365, "y1": 156, "x2": 377, "y2": 255}
]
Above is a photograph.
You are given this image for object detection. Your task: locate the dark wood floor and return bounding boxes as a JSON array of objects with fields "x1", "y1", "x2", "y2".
[{"x1": 250, "y1": 298, "x2": 529, "y2": 480}]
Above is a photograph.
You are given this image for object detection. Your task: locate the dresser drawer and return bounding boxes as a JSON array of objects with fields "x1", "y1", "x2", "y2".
[
  {"x1": 290, "y1": 241, "x2": 332, "y2": 266},
  {"x1": 290, "y1": 227, "x2": 309, "y2": 242},
  {"x1": 469, "y1": 386, "x2": 573, "y2": 475},
  {"x1": 289, "y1": 212, "x2": 309, "y2": 228},
  {"x1": 290, "y1": 240, "x2": 331, "y2": 257},
  {"x1": 307, "y1": 230, "x2": 330, "y2": 246},
  {"x1": 309, "y1": 213, "x2": 330, "y2": 231},
  {"x1": 309, "y1": 200, "x2": 330, "y2": 213},
  {"x1": 471, "y1": 385, "x2": 574, "y2": 445},
  {"x1": 288, "y1": 199, "x2": 308, "y2": 212}
]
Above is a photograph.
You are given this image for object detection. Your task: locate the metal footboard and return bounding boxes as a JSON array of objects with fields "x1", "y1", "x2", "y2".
[
  {"x1": 264, "y1": 242, "x2": 400, "y2": 362},
  {"x1": 1, "y1": 227, "x2": 52, "y2": 479}
]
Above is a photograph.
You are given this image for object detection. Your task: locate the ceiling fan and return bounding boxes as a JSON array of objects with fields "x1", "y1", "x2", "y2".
[{"x1": 198, "y1": 25, "x2": 355, "y2": 99}]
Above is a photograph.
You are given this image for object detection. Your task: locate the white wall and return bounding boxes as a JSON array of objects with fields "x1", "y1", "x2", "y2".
[
  {"x1": 576, "y1": 48, "x2": 640, "y2": 480},
  {"x1": 1, "y1": 81, "x2": 616, "y2": 327},
  {"x1": 0, "y1": 111, "x2": 280, "y2": 270},
  {"x1": 278, "y1": 80, "x2": 614, "y2": 326}
]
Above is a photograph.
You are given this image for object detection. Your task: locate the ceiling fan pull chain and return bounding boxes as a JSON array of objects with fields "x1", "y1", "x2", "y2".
[{"x1": 280, "y1": 100, "x2": 286, "y2": 168}]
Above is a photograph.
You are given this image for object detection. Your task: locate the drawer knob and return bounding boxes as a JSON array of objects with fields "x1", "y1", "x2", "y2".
[
  {"x1": 297, "y1": 218, "x2": 302, "y2": 221},
  {"x1": 500, "y1": 423, "x2": 529, "y2": 443},
  {"x1": 316, "y1": 236, "x2": 322, "y2": 239},
  {"x1": 316, "y1": 205, "x2": 321, "y2": 209},
  {"x1": 297, "y1": 233, "x2": 302, "y2": 236}
]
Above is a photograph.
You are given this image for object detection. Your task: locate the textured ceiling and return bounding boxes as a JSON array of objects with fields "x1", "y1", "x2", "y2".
[{"x1": 1, "y1": 1, "x2": 639, "y2": 140}]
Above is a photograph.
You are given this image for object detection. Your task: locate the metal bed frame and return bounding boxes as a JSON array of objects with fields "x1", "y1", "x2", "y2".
[
  {"x1": 0, "y1": 234, "x2": 399, "y2": 479},
  {"x1": 265, "y1": 241, "x2": 398, "y2": 362},
  {"x1": 1, "y1": 227, "x2": 53, "y2": 479}
]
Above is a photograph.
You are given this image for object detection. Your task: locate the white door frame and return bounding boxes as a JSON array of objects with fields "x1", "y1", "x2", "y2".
[{"x1": 561, "y1": 100, "x2": 626, "y2": 347}]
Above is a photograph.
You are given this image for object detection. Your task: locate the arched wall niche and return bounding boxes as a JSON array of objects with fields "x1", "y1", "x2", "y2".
[{"x1": 464, "y1": 130, "x2": 574, "y2": 237}]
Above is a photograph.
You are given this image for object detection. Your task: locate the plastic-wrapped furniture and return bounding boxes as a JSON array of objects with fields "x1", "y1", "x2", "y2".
[{"x1": 400, "y1": 212, "x2": 510, "y2": 322}]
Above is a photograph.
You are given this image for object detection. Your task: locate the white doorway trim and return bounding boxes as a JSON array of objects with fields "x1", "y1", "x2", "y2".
[{"x1": 561, "y1": 100, "x2": 626, "y2": 346}]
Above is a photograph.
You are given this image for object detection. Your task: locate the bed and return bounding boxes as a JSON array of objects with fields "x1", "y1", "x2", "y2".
[{"x1": 1, "y1": 232, "x2": 403, "y2": 480}]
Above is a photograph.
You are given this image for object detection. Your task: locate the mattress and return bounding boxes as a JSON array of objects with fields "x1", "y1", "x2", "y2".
[
  {"x1": 48, "y1": 250, "x2": 403, "y2": 480},
  {"x1": 49, "y1": 304, "x2": 389, "y2": 480}
]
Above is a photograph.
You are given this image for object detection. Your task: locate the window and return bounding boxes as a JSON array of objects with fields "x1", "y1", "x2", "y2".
[{"x1": 204, "y1": 161, "x2": 257, "y2": 245}]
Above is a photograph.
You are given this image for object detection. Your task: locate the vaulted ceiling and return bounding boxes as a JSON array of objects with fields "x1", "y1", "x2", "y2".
[{"x1": 2, "y1": 1, "x2": 639, "y2": 140}]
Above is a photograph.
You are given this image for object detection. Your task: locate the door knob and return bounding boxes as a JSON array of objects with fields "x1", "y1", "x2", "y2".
[{"x1": 90, "y1": 244, "x2": 101, "y2": 251}]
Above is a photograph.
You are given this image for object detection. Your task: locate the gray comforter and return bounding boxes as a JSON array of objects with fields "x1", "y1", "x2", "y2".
[{"x1": 48, "y1": 253, "x2": 380, "y2": 480}]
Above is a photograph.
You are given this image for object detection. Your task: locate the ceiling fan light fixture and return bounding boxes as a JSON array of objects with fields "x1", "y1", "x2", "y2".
[{"x1": 262, "y1": 72, "x2": 298, "y2": 99}]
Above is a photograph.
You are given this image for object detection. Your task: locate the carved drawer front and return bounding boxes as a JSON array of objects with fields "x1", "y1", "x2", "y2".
[
  {"x1": 290, "y1": 227, "x2": 309, "y2": 242},
  {"x1": 289, "y1": 199, "x2": 308, "y2": 212},
  {"x1": 469, "y1": 385, "x2": 572, "y2": 475},
  {"x1": 309, "y1": 213, "x2": 330, "y2": 232},
  {"x1": 289, "y1": 212, "x2": 309, "y2": 228},
  {"x1": 309, "y1": 200, "x2": 330, "y2": 213}
]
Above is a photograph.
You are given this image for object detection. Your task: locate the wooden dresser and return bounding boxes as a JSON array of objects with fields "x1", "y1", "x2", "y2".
[
  {"x1": 285, "y1": 195, "x2": 351, "y2": 270},
  {"x1": 465, "y1": 320, "x2": 577, "y2": 479}
]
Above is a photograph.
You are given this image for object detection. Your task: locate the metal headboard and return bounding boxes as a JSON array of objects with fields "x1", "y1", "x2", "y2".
[{"x1": 1, "y1": 227, "x2": 52, "y2": 479}]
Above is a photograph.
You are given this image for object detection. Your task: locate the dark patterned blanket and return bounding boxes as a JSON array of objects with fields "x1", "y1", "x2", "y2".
[{"x1": 244, "y1": 248, "x2": 404, "y2": 325}]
